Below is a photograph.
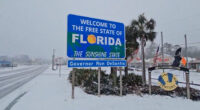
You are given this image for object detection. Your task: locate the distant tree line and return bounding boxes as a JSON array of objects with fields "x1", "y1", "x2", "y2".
[{"x1": 0, "y1": 55, "x2": 50, "y2": 65}]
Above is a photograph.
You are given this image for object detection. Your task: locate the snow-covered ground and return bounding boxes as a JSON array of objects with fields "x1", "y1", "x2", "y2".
[{"x1": 0, "y1": 66, "x2": 199, "y2": 110}]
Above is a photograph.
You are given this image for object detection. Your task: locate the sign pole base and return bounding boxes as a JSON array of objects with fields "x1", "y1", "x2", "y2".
[
  {"x1": 72, "y1": 68, "x2": 75, "y2": 99},
  {"x1": 148, "y1": 71, "x2": 152, "y2": 95},
  {"x1": 98, "y1": 67, "x2": 101, "y2": 97},
  {"x1": 120, "y1": 67, "x2": 123, "y2": 96},
  {"x1": 186, "y1": 72, "x2": 190, "y2": 99}
]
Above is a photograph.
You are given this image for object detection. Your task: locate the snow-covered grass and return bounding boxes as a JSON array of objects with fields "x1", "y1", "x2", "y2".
[{"x1": 0, "y1": 66, "x2": 199, "y2": 110}]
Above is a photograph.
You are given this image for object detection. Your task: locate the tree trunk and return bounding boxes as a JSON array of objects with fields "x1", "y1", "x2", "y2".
[
  {"x1": 141, "y1": 36, "x2": 146, "y2": 86},
  {"x1": 124, "y1": 58, "x2": 128, "y2": 77},
  {"x1": 111, "y1": 67, "x2": 117, "y2": 87}
]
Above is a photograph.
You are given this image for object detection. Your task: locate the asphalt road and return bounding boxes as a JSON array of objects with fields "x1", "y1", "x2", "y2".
[{"x1": 0, "y1": 65, "x2": 48, "y2": 99}]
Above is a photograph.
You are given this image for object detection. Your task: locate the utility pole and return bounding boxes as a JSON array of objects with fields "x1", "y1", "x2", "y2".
[
  {"x1": 11, "y1": 57, "x2": 13, "y2": 70},
  {"x1": 59, "y1": 58, "x2": 61, "y2": 77},
  {"x1": 52, "y1": 49, "x2": 55, "y2": 70},
  {"x1": 185, "y1": 34, "x2": 188, "y2": 68},
  {"x1": 161, "y1": 32, "x2": 164, "y2": 72},
  {"x1": 141, "y1": 35, "x2": 146, "y2": 85}
]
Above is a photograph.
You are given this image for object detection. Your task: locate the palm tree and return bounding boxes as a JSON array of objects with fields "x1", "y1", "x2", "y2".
[
  {"x1": 124, "y1": 26, "x2": 139, "y2": 76},
  {"x1": 130, "y1": 14, "x2": 156, "y2": 85},
  {"x1": 112, "y1": 26, "x2": 139, "y2": 86}
]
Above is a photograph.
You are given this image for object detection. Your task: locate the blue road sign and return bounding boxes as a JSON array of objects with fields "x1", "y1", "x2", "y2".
[
  {"x1": 68, "y1": 60, "x2": 126, "y2": 68},
  {"x1": 67, "y1": 14, "x2": 125, "y2": 58}
]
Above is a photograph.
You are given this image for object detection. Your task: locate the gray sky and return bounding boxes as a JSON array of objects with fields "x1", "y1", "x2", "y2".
[{"x1": 0, "y1": 0, "x2": 200, "y2": 59}]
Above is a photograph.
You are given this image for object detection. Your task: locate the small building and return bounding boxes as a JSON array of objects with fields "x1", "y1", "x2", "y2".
[{"x1": 189, "y1": 60, "x2": 200, "y2": 72}]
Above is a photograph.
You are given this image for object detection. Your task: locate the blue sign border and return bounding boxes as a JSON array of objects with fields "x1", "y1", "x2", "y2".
[{"x1": 67, "y1": 14, "x2": 125, "y2": 59}]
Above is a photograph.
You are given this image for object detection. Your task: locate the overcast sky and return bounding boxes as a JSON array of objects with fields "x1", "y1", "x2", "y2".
[{"x1": 0, "y1": 0, "x2": 200, "y2": 59}]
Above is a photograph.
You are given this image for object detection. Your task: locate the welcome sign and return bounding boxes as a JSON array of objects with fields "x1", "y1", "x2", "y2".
[
  {"x1": 67, "y1": 14, "x2": 125, "y2": 58},
  {"x1": 158, "y1": 72, "x2": 178, "y2": 91}
]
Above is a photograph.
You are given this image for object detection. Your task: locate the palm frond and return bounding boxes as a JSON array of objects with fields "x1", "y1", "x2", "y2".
[
  {"x1": 146, "y1": 32, "x2": 156, "y2": 42},
  {"x1": 131, "y1": 20, "x2": 139, "y2": 27},
  {"x1": 138, "y1": 14, "x2": 147, "y2": 25},
  {"x1": 146, "y1": 18, "x2": 156, "y2": 30}
]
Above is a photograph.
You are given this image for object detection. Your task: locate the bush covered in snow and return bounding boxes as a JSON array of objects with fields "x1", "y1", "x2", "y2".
[
  {"x1": 68, "y1": 69, "x2": 143, "y2": 95},
  {"x1": 68, "y1": 69, "x2": 200, "y2": 101}
]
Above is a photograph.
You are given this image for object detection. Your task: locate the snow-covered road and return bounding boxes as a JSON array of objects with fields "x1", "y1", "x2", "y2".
[
  {"x1": 0, "y1": 65, "x2": 48, "y2": 99},
  {"x1": 0, "y1": 66, "x2": 34, "y2": 75}
]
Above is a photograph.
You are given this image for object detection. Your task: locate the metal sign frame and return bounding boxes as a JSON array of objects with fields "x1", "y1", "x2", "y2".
[{"x1": 148, "y1": 65, "x2": 190, "y2": 99}]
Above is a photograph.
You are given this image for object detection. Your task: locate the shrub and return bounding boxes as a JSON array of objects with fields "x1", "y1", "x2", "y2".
[
  {"x1": 122, "y1": 73, "x2": 143, "y2": 87},
  {"x1": 68, "y1": 68, "x2": 108, "y2": 87}
]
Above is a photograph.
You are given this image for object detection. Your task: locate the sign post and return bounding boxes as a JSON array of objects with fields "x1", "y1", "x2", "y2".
[
  {"x1": 71, "y1": 57, "x2": 75, "y2": 99},
  {"x1": 72, "y1": 68, "x2": 75, "y2": 99},
  {"x1": 186, "y1": 71, "x2": 190, "y2": 99},
  {"x1": 148, "y1": 71, "x2": 151, "y2": 95},
  {"x1": 98, "y1": 67, "x2": 101, "y2": 97},
  {"x1": 119, "y1": 67, "x2": 122, "y2": 96},
  {"x1": 59, "y1": 58, "x2": 61, "y2": 77},
  {"x1": 67, "y1": 14, "x2": 126, "y2": 99}
]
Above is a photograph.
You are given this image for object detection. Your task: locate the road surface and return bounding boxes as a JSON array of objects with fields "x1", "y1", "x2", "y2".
[{"x1": 0, "y1": 65, "x2": 48, "y2": 99}]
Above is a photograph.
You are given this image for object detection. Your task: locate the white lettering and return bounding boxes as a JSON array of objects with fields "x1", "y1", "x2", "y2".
[
  {"x1": 80, "y1": 19, "x2": 108, "y2": 28},
  {"x1": 108, "y1": 37, "x2": 115, "y2": 45},
  {"x1": 115, "y1": 38, "x2": 122, "y2": 46},
  {"x1": 72, "y1": 34, "x2": 123, "y2": 46},
  {"x1": 97, "y1": 36, "x2": 104, "y2": 45},
  {"x1": 80, "y1": 34, "x2": 87, "y2": 44},
  {"x1": 72, "y1": 34, "x2": 79, "y2": 43}
]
